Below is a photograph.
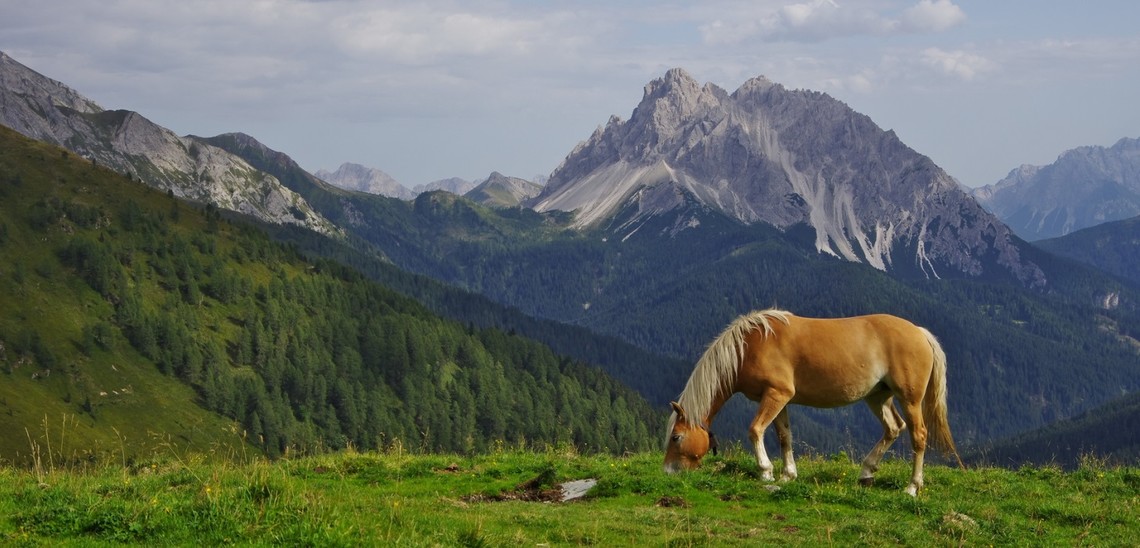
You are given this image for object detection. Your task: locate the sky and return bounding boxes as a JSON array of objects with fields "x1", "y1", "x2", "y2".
[{"x1": 2, "y1": 1, "x2": 1138, "y2": 188}]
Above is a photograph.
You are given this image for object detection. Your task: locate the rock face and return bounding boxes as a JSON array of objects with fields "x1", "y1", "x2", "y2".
[
  {"x1": 0, "y1": 51, "x2": 337, "y2": 236},
  {"x1": 531, "y1": 68, "x2": 1042, "y2": 285},
  {"x1": 314, "y1": 163, "x2": 416, "y2": 200},
  {"x1": 972, "y1": 137, "x2": 1140, "y2": 241},
  {"x1": 464, "y1": 172, "x2": 542, "y2": 207}
]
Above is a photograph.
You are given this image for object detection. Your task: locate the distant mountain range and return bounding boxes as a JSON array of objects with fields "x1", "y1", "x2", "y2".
[
  {"x1": 972, "y1": 137, "x2": 1140, "y2": 241},
  {"x1": 315, "y1": 163, "x2": 416, "y2": 200},
  {"x1": 313, "y1": 163, "x2": 479, "y2": 199}
]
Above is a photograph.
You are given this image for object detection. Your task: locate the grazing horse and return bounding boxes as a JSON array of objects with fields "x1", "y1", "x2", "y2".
[{"x1": 663, "y1": 309, "x2": 963, "y2": 496}]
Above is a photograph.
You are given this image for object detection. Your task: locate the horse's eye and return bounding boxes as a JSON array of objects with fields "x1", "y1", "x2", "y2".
[{"x1": 671, "y1": 434, "x2": 682, "y2": 443}]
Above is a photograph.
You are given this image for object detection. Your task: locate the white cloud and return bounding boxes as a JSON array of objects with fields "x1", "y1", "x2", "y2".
[
  {"x1": 699, "y1": 0, "x2": 967, "y2": 44},
  {"x1": 901, "y1": 0, "x2": 967, "y2": 32}
]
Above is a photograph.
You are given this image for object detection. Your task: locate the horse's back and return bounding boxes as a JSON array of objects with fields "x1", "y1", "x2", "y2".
[{"x1": 745, "y1": 313, "x2": 934, "y2": 407}]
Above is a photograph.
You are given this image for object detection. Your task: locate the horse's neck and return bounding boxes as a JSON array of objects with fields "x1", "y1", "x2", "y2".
[{"x1": 700, "y1": 388, "x2": 732, "y2": 426}]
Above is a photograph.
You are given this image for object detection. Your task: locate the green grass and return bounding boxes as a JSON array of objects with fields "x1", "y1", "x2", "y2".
[{"x1": 2, "y1": 444, "x2": 1136, "y2": 546}]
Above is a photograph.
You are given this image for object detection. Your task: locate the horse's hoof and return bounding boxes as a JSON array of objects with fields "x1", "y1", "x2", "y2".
[{"x1": 858, "y1": 477, "x2": 874, "y2": 487}]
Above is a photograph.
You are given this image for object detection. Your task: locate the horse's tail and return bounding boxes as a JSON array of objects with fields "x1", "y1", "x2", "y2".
[{"x1": 920, "y1": 327, "x2": 965, "y2": 470}]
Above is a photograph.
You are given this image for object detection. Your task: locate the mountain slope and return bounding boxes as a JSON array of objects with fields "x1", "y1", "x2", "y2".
[
  {"x1": 0, "y1": 51, "x2": 335, "y2": 236},
  {"x1": 972, "y1": 137, "x2": 1140, "y2": 241},
  {"x1": 0, "y1": 125, "x2": 662, "y2": 463},
  {"x1": 976, "y1": 390, "x2": 1140, "y2": 468},
  {"x1": 530, "y1": 68, "x2": 1042, "y2": 286},
  {"x1": 465, "y1": 171, "x2": 543, "y2": 207},
  {"x1": 1033, "y1": 215, "x2": 1140, "y2": 286}
]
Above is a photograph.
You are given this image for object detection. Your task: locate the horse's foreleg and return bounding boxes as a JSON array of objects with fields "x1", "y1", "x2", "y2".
[
  {"x1": 748, "y1": 393, "x2": 791, "y2": 482},
  {"x1": 859, "y1": 392, "x2": 905, "y2": 486},
  {"x1": 773, "y1": 407, "x2": 797, "y2": 481}
]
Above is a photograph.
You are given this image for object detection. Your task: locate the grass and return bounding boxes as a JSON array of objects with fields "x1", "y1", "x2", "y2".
[{"x1": 2, "y1": 442, "x2": 1137, "y2": 546}]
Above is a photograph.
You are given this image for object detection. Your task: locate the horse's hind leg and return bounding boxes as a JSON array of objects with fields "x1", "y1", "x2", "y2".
[
  {"x1": 899, "y1": 398, "x2": 928, "y2": 496},
  {"x1": 859, "y1": 390, "x2": 905, "y2": 487},
  {"x1": 774, "y1": 407, "x2": 797, "y2": 481}
]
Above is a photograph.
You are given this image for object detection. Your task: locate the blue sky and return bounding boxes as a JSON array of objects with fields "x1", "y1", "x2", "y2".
[{"x1": 2, "y1": 1, "x2": 1138, "y2": 188}]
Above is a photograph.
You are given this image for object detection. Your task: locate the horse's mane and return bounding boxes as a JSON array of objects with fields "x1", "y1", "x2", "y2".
[{"x1": 671, "y1": 309, "x2": 792, "y2": 430}]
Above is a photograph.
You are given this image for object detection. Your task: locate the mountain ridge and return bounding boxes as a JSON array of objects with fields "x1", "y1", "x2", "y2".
[{"x1": 0, "y1": 51, "x2": 337, "y2": 237}]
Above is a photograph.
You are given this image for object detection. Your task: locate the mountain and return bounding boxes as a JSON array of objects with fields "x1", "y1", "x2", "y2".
[
  {"x1": 465, "y1": 172, "x2": 543, "y2": 207},
  {"x1": 1033, "y1": 215, "x2": 1140, "y2": 286},
  {"x1": 972, "y1": 137, "x2": 1140, "y2": 241},
  {"x1": 0, "y1": 124, "x2": 661, "y2": 463},
  {"x1": 530, "y1": 68, "x2": 1043, "y2": 287},
  {"x1": 0, "y1": 51, "x2": 337, "y2": 236},
  {"x1": 415, "y1": 177, "x2": 475, "y2": 196},
  {"x1": 314, "y1": 162, "x2": 416, "y2": 200}
]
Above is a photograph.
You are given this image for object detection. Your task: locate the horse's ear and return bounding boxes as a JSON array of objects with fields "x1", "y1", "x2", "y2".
[{"x1": 670, "y1": 401, "x2": 686, "y2": 422}]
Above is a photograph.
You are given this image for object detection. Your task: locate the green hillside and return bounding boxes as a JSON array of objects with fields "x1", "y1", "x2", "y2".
[{"x1": 0, "y1": 125, "x2": 661, "y2": 465}]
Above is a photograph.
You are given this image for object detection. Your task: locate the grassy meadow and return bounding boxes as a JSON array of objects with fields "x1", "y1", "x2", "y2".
[{"x1": 2, "y1": 437, "x2": 1137, "y2": 547}]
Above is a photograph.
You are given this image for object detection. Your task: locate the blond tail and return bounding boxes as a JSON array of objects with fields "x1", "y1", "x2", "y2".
[{"x1": 921, "y1": 328, "x2": 965, "y2": 469}]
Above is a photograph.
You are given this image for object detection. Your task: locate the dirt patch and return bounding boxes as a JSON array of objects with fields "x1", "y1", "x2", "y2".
[
  {"x1": 462, "y1": 472, "x2": 597, "y2": 504},
  {"x1": 655, "y1": 495, "x2": 689, "y2": 508}
]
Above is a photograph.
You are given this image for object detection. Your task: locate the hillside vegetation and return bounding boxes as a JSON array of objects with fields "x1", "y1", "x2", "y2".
[
  {"x1": 0, "y1": 125, "x2": 660, "y2": 464},
  {"x1": 2, "y1": 446, "x2": 1136, "y2": 546},
  {"x1": 1035, "y1": 215, "x2": 1140, "y2": 285}
]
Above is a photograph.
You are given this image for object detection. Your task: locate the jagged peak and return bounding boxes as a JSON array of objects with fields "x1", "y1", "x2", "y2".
[{"x1": 733, "y1": 74, "x2": 778, "y2": 95}]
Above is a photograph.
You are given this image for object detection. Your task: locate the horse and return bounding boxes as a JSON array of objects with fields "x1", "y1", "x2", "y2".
[{"x1": 663, "y1": 309, "x2": 964, "y2": 496}]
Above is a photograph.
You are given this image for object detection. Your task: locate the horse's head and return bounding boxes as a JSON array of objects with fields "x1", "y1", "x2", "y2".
[{"x1": 663, "y1": 401, "x2": 717, "y2": 473}]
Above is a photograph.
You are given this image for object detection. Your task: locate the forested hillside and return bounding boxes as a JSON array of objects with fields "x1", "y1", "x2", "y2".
[
  {"x1": 974, "y1": 390, "x2": 1140, "y2": 469},
  {"x1": 1034, "y1": 215, "x2": 1140, "y2": 285},
  {"x1": 0, "y1": 126, "x2": 661, "y2": 464}
]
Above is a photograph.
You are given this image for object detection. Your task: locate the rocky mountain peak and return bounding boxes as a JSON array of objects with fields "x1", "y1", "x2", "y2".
[{"x1": 532, "y1": 69, "x2": 1044, "y2": 286}]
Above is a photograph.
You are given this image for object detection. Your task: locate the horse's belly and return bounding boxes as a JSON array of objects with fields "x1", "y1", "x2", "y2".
[{"x1": 789, "y1": 378, "x2": 883, "y2": 408}]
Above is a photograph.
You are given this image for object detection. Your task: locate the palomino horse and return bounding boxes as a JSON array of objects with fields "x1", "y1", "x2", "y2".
[{"x1": 664, "y1": 309, "x2": 963, "y2": 496}]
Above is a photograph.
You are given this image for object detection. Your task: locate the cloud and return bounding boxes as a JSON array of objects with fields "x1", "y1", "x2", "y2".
[
  {"x1": 699, "y1": 0, "x2": 966, "y2": 44},
  {"x1": 920, "y1": 47, "x2": 995, "y2": 80},
  {"x1": 901, "y1": 0, "x2": 966, "y2": 32}
]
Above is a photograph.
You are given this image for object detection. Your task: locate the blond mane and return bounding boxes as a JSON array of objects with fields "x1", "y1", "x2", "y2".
[{"x1": 670, "y1": 309, "x2": 792, "y2": 432}]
